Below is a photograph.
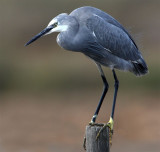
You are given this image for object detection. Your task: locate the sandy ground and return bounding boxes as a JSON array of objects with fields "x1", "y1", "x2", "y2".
[{"x1": 0, "y1": 93, "x2": 160, "y2": 152}]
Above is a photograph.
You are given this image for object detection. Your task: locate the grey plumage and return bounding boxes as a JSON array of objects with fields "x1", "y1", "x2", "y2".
[
  {"x1": 26, "y1": 6, "x2": 148, "y2": 76},
  {"x1": 25, "y1": 6, "x2": 148, "y2": 127},
  {"x1": 56, "y1": 6, "x2": 148, "y2": 76}
]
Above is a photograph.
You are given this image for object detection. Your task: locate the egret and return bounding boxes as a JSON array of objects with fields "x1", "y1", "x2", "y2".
[{"x1": 25, "y1": 6, "x2": 148, "y2": 139}]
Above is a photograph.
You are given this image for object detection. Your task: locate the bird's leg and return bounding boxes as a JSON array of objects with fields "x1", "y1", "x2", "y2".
[
  {"x1": 96, "y1": 69, "x2": 119, "y2": 145},
  {"x1": 90, "y1": 63, "x2": 109, "y2": 124},
  {"x1": 89, "y1": 63, "x2": 109, "y2": 125},
  {"x1": 83, "y1": 64, "x2": 108, "y2": 150},
  {"x1": 111, "y1": 69, "x2": 119, "y2": 120}
]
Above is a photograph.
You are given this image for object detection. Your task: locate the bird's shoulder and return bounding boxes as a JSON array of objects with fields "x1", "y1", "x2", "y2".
[
  {"x1": 70, "y1": 6, "x2": 138, "y2": 49},
  {"x1": 70, "y1": 6, "x2": 141, "y2": 61},
  {"x1": 70, "y1": 6, "x2": 125, "y2": 29}
]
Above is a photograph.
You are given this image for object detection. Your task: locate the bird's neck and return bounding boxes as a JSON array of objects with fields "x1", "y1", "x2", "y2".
[{"x1": 57, "y1": 26, "x2": 79, "y2": 51}]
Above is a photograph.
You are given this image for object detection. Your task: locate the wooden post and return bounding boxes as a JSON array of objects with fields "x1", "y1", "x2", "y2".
[{"x1": 84, "y1": 124, "x2": 110, "y2": 152}]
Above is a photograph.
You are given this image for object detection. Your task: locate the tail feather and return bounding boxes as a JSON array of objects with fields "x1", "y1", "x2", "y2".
[{"x1": 132, "y1": 58, "x2": 148, "y2": 76}]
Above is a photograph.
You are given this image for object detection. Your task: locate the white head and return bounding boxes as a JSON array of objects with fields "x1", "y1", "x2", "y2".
[
  {"x1": 25, "y1": 13, "x2": 70, "y2": 46},
  {"x1": 46, "y1": 13, "x2": 69, "y2": 34}
]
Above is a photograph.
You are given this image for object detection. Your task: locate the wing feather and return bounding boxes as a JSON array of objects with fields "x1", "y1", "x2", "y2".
[{"x1": 86, "y1": 15, "x2": 142, "y2": 62}]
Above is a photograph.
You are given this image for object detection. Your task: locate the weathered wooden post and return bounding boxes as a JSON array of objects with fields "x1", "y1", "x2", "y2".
[{"x1": 84, "y1": 124, "x2": 111, "y2": 152}]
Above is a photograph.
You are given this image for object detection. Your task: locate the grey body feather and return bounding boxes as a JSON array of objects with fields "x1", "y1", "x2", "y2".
[
  {"x1": 57, "y1": 6, "x2": 148, "y2": 76},
  {"x1": 25, "y1": 6, "x2": 148, "y2": 129}
]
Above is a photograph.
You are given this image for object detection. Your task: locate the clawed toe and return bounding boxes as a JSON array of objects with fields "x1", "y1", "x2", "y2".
[{"x1": 96, "y1": 117, "x2": 114, "y2": 145}]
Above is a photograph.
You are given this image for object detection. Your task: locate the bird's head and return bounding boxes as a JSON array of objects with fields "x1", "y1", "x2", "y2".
[{"x1": 25, "y1": 13, "x2": 70, "y2": 46}]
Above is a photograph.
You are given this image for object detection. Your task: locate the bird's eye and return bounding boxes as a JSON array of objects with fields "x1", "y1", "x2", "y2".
[{"x1": 53, "y1": 22, "x2": 58, "y2": 27}]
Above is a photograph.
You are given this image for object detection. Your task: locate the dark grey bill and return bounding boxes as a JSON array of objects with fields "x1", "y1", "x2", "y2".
[{"x1": 25, "y1": 26, "x2": 53, "y2": 46}]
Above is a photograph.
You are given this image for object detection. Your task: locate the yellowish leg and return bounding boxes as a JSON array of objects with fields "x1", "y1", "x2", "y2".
[{"x1": 96, "y1": 117, "x2": 114, "y2": 145}]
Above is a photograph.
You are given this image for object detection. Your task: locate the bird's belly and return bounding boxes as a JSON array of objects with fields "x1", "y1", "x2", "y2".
[{"x1": 84, "y1": 51, "x2": 133, "y2": 72}]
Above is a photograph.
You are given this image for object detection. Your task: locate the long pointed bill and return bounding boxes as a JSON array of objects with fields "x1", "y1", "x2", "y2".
[{"x1": 25, "y1": 26, "x2": 53, "y2": 46}]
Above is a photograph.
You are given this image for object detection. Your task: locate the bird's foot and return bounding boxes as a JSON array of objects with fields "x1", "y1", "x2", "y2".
[
  {"x1": 89, "y1": 121, "x2": 96, "y2": 126},
  {"x1": 96, "y1": 117, "x2": 114, "y2": 146},
  {"x1": 89, "y1": 114, "x2": 97, "y2": 125}
]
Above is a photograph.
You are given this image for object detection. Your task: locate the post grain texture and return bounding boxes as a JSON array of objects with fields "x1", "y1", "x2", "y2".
[{"x1": 85, "y1": 124, "x2": 110, "y2": 152}]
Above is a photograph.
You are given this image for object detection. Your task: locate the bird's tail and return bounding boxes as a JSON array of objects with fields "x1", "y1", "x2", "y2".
[{"x1": 132, "y1": 58, "x2": 148, "y2": 76}]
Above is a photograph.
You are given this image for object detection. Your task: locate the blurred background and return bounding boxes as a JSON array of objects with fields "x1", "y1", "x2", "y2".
[{"x1": 0, "y1": 0, "x2": 160, "y2": 151}]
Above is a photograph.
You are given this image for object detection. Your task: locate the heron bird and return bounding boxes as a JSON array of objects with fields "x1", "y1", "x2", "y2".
[{"x1": 25, "y1": 6, "x2": 148, "y2": 140}]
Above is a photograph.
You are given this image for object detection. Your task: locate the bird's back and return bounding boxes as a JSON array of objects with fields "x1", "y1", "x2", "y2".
[
  {"x1": 70, "y1": 6, "x2": 148, "y2": 76},
  {"x1": 70, "y1": 6, "x2": 137, "y2": 47}
]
